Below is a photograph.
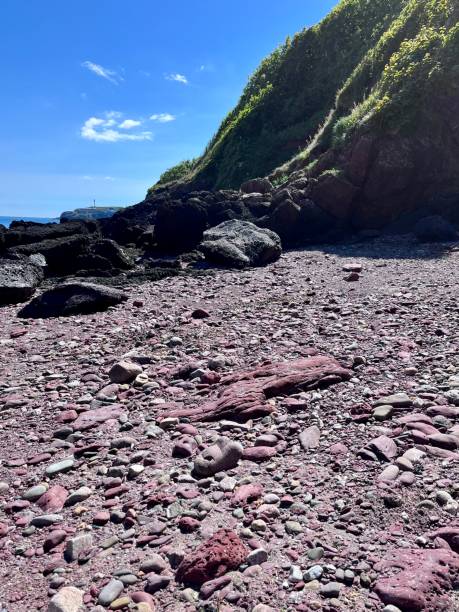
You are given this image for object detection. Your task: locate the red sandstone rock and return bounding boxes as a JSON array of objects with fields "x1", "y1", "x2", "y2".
[
  {"x1": 373, "y1": 548, "x2": 459, "y2": 611},
  {"x1": 175, "y1": 529, "x2": 248, "y2": 587},
  {"x1": 37, "y1": 486, "x2": 68, "y2": 512},
  {"x1": 160, "y1": 356, "x2": 351, "y2": 422},
  {"x1": 72, "y1": 405, "x2": 124, "y2": 431},
  {"x1": 231, "y1": 483, "x2": 264, "y2": 506}
]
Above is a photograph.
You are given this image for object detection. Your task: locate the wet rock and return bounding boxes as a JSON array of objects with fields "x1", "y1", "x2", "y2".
[{"x1": 176, "y1": 529, "x2": 248, "y2": 587}]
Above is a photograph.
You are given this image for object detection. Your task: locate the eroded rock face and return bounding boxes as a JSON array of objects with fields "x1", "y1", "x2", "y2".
[
  {"x1": 175, "y1": 529, "x2": 248, "y2": 587},
  {"x1": 0, "y1": 257, "x2": 44, "y2": 305},
  {"x1": 161, "y1": 355, "x2": 351, "y2": 422},
  {"x1": 373, "y1": 548, "x2": 459, "y2": 611},
  {"x1": 18, "y1": 282, "x2": 128, "y2": 318},
  {"x1": 199, "y1": 220, "x2": 282, "y2": 269}
]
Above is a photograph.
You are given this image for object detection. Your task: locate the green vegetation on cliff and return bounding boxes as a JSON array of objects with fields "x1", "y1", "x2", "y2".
[{"x1": 150, "y1": 0, "x2": 459, "y2": 196}]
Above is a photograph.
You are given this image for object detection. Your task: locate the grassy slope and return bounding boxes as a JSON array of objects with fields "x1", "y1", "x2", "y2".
[
  {"x1": 150, "y1": 0, "x2": 459, "y2": 201},
  {"x1": 281, "y1": 0, "x2": 459, "y2": 174},
  {"x1": 150, "y1": 0, "x2": 407, "y2": 192}
]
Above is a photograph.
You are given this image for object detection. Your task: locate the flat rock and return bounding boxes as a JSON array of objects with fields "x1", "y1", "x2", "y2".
[
  {"x1": 18, "y1": 282, "x2": 128, "y2": 318},
  {"x1": 374, "y1": 548, "x2": 459, "y2": 611},
  {"x1": 161, "y1": 356, "x2": 351, "y2": 422}
]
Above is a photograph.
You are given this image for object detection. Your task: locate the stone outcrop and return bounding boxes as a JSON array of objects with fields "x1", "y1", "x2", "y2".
[
  {"x1": 373, "y1": 548, "x2": 459, "y2": 611},
  {"x1": 160, "y1": 355, "x2": 351, "y2": 422}
]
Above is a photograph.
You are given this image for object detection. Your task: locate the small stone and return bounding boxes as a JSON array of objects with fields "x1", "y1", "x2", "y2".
[
  {"x1": 373, "y1": 405, "x2": 393, "y2": 421},
  {"x1": 304, "y1": 565, "x2": 323, "y2": 582},
  {"x1": 65, "y1": 533, "x2": 93, "y2": 561},
  {"x1": 48, "y1": 586, "x2": 84, "y2": 612},
  {"x1": 45, "y1": 458, "x2": 74, "y2": 477},
  {"x1": 247, "y1": 548, "x2": 268, "y2": 566},
  {"x1": 321, "y1": 581, "x2": 341, "y2": 598},
  {"x1": 66, "y1": 486, "x2": 92, "y2": 506},
  {"x1": 140, "y1": 554, "x2": 168, "y2": 574},
  {"x1": 289, "y1": 566, "x2": 303, "y2": 583},
  {"x1": 285, "y1": 521, "x2": 303, "y2": 535},
  {"x1": 98, "y1": 579, "x2": 124, "y2": 606},
  {"x1": 31, "y1": 514, "x2": 63, "y2": 528},
  {"x1": 109, "y1": 360, "x2": 142, "y2": 384}
]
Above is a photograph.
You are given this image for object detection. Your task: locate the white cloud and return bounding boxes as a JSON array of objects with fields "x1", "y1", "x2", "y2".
[
  {"x1": 81, "y1": 113, "x2": 151, "y2": 143},
  {"x1": 150, "y1": 113, "x2": 176, "y2": 123},
  {"x1": 82, "y1": 61, "x2": 123, "y2": 85},
  {"x1": 119, "y1": 119, "x2": 142, "y2": 129},
  {"x1": 166, "y1": 73, "x2": 188, "y2": 84}
]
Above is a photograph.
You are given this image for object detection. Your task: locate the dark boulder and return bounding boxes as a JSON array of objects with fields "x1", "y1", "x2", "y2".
[
  {"x1": 199, "y1": 220, "x2": 281, "y2": 268},
  {"x1": 10, "y1": 235, "x2": 92, "y2": 274},
  {"x1": 0, "y1": 257, "x2": 44, "y2": 305},
  {"x1": 240, "y1": 178, "x2": 273, "y2": 195},
  {"x1": 414, "y1": 215, "x2": 458, "y2": 243},
  {"x1": 18, "y1": 282, "x2": 128, "y2": 318},
  {"x1": 91, "y1": 239, "x2": 132, "y2": 270},
  {"x1": 154, "y1": 199, "x2": 208, "y2": 253},
  {"x1": 0, "y1": 225, "x2": 5, "y2": 252},
  {"x1": 4, "y1": 221, "x2": 92, "y2": 248},
  {"x1": 264, "y1": 197, "x2": 336, "y2": 246}
]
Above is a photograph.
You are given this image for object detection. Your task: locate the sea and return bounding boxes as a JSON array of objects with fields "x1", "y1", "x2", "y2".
[{"x1": 0, "y1": 216, "x2": 58, "y2": 229}]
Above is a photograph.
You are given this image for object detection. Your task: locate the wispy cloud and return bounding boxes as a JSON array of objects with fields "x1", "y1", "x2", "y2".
[
  {"x1": 119, "y1": 119, "x2": 141, "y2": 129},
  {"x1": 81, "y1": 112, "x2": 151, "y2": 143},
  {"x1": 165, "y1": 73, "x2": 188, "y2": 85},
  {"x1": 150, "y1": 113, "x2": 176, "y2": 123},
  {"x1": 82, "y1": 175, "x2": 116, "y2": 181},
  {"x1": 82, "y1": 61, "x2": 123, "y2": 85}
]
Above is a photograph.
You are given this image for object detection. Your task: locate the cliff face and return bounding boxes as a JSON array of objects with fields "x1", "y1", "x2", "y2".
[{"x1": 149, "y1": 0, "x2": 459, "y2": 230}]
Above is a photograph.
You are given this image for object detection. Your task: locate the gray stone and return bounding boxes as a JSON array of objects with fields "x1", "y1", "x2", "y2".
[
  {"x1": 48, "y1": 586, "x2": 84, "y2": 612},
  {"x1": 66, "y1": 486, "x2": 92, "y2": 506},
  {"x1": 65, "y1": 533, "x2": 93, "y2": 562},
  {"x1": 45, "y1": 458, "x2": 74, "y2": 477},
  {"x1": 97, "y1": 579, "x2": 124, "y2": 606},
  {"x1": 247, "y1": 548, "x2": 268, "y2": 566},
  {"x1": 193, "y1": 437, "x2": 243, "y2": 477},
  {"x1": 31, "y1": 514, "x2": 63, "y2": 527}
]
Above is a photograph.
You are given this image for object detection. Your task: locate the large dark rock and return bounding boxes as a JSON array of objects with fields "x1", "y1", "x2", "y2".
[
  {"x1": 0, "y1": 225, "x2": 5, "y2": 253},
  {"x1": 414, "y1": 215, "x2": 458, "y2": 243},
  {"x1": 199, "y1": 220, "x2": 281, "y2": 268},
  {"x1": 18, "y1": 282, "x2": 128, "y2": 318},
  {"x1": 4, "y1": 221, "x2": 91, "y2": 248},
  {"x1": 0, "y1": 257, "x2": 44, "y2": 305},
  {"x1": 155, "y1": 199, "x2": 208, "y2": 253},
  {"x1": 91, "y1": 239, "x2": 132, "y2": 270},
  {"x1": 240, "y1": 178, "x2": 273, "y2": 195},
  {"x1": 10, "y1": 235, "x2": 91, "y2": 274}
]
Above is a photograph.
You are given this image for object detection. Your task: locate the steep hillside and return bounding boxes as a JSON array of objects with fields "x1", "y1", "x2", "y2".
[
  {"x1": 149, "y1": 0, "x2": 459, "y2": 231},
  {"x1": 281, "y1": 0, "x2": 459, "y2": 227},
  {"x1": 151, "y1": 0, "x2": 408, "y2": 191}
]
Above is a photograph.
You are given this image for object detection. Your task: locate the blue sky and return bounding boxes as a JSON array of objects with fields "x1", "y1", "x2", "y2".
[{"x1": 0, "y1": 0, "x2": 336, "y2": 216}]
